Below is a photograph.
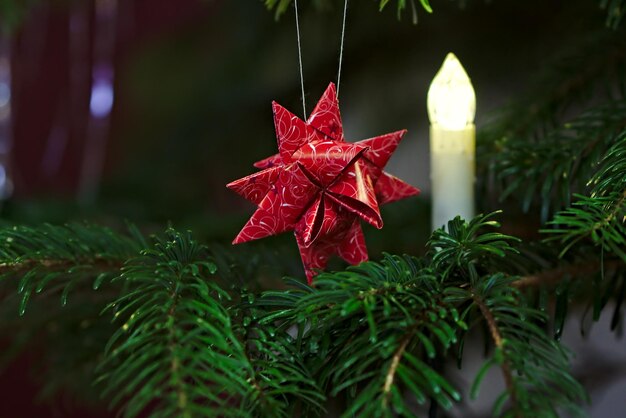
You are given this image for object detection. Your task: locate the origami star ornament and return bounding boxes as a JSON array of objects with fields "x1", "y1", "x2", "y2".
[{"x1": 227, "y1": 83, "x2": 420, "y2": 283}]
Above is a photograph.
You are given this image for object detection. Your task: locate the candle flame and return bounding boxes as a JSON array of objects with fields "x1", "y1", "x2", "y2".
[{"x1": 427, "y1": 52, "x2": 476, "y2": 130}]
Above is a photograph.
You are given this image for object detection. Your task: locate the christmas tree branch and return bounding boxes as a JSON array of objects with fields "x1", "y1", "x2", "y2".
[
  {"x1": 259, "y1": 255, "x2": 465, "y2": 416},
  {"x1": 98, "y1": 229, "x2": 323, "y2": 418},
  {"x1": 481, "y1": 29, "x2": 625, "y2": 141},
  {"x1": 264, "y1": 0, "x2": 432, "y2": 21},
  {"x1": 479, "y1": 30, "x2": 626, "y2": 219},
  {"x1": 483, "y1": 101, "x2": 626, "y2": 219},
  {"x1": 601, "y1": 0, "x2": 626, "y2": 27},
  {"x1": 0, "y1": 223, "x2": 144, "y2": 314},
  {"x1": 444, "y1": 273, "x2": 587, "y2": 417},
  {"x1": 235, "y1": 309, "x2": 325, "y2": 416},
  {"x1": 0, "y1": 257, "x2": 122, "y2": 275},
  {"x1": 543, "y1": 134, "x2": 626, "y2": 260},
  {"x1": 263, "y1": 0, "x2": 623, "y2": 28},
  {"x1": 433, "y1": 214, "x2": 587, "y2": 416},
  {"x1": 98, "y1": 229, "x2": 244, "y2": 418}
]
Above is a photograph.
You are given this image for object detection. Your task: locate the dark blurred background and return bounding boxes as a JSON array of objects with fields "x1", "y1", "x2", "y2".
[
  {"x1": 1, "y1": 0, "x2": 607, "y2": 226},
  {"x1": 0, "y1": 0, "x2": 625, "y2": 416}
]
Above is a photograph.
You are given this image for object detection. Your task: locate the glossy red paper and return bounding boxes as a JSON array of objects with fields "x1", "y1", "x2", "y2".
[{"x1": 227, "y1": 83, "x2": 420, "y2": 283}]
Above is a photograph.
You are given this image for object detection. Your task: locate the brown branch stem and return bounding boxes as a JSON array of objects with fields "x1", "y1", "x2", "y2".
[
  {"x1": 514, "y1": 258, "x2": 623, "y2": 289},
  {"x1": 473, "y1": 294, "x2": 519, "y2": 416},
  {"x1": 166, "y1": 276, "x2": 191, "y2": 418},
  {"x1": 0, "y1": 257, "x2": 124, "y2": 275},
  {"x1": 383, "y1": 331, "x2": 412, "y2": 399},
  {"x1": 381, "y1": 305, "x2": 438, "y2": 406}
]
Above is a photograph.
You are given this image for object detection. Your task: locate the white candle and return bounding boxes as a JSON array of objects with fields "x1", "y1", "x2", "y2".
[{"x1": 428, "y1": 53, "x2": 476, "y2": 231}]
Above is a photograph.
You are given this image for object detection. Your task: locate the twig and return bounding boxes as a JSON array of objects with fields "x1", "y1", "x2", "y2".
[
  {"x1": 383, "y1": 331, "x2": 411, "y2": 398},
  {"x1": 0, "y1": 258, "x2": 123, "y2": 274},
  {"x1": 514, "y1": 259, "x2": 623, "y2": 289},
  {"x1": 473, "y1": 294, "x2": 519, "y2": 416},
  {"x1": 167, "y1": 275, "x2": 191, "y2": 418},
  {"x1": 381, "y1": 304, "x2": 440, "y2": 406}
]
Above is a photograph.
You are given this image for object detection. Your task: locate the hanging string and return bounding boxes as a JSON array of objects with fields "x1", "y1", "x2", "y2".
[
  {"x1": 294, "y1": 0, "x2": 307, "y2": 118},
  {"x1": 294, "y1": 0, "x2": 349, "y2": 113},
  {"x1": 336, "y1": 0, "x2": 349, "y2": 98}
]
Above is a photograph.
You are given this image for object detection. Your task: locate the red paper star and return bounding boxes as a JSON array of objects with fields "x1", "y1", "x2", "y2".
[{"x1": 227, "y1": 83, "x2": 420, "y2": 283}]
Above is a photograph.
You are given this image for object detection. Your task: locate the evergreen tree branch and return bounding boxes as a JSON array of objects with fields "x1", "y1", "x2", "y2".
[
  {"x1": 543, "y1": 134, "x2": 626, "y2": 261},
  {"x1": 428, "y1": 211, "x2": 521, "y2": 280},
  {"x1": 488, "y1": 276, "x2": 584, "y2": 417},
  {"x1": 99, "y1": 229, "x2": 322, "y2": 418},
  {"x1": 479, "y1": 30, "x2": 626, "y2": 218},
  {"x1": 543, "y1": 191, "x2": 626, "y2": 258},
  {"x1": 234, "y1": 305, "x2": 325, "y2": 417},
  {"x1": 431, "y1": 214, "x2": 587, "y2": 417},
  {"x1": 482, "y1": 101, "x2": 626, "y2": 219},
  {"x1": 527, "y1": 134, "x2": 626, "y2": 334},
  {"x1": 263, "y1": 0, "x2": 624, "y2": 27},
  {"x1": 259, "y1": 255, "x2": 465, "y2": 417},
  {"x1": 264, "y1": 0, "x2": 432, "y2": 21},
  {"x1": 601, "y1": 0, "x2": 626, "y2": 27},
  {"x1": 377, "y1": 302, "x2": 457, "y2": 414},
  {"x1": 98, "y1": 229, "x2": 250, "y2": 418},
  {"x1": 446, "y1": 272, "x2": 588, "y2": 417},
  {"x1": 0, "y1": 223, "x2": 144, "y2": 315},
  {"x1": 499, "y1": 241, "x2": 626, "y2": 338},
  {"x1": 0, "y1": 258, "x2": 121, "y2": 275},
  {"x1": 0, "y1": 223, "x2": 147, "y2": 405}
]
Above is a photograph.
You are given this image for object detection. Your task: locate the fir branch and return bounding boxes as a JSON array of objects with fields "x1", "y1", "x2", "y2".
[
  {"x1": 543, "y1": 134, "x2": 626, "y2": 261},
  {"x1": 264, "y1": 0, "x2": 432, "y2": 21},
  {"x1": 0, "y1": 223, "x2": 145, "y2": 404},
  {"x1": 382, "y1": 332, "x2": 410, "y2": 397},
  {"x1": 601, "y1": 0, "x2": 626, "y2": 28},
  {"x1": 432, "y1": 214, "x2": 587, "y2": 416},
  {"x1": 263, "y1": 0, "x2": 624, "y2": 27},
  {"x1": 497, "y1": 240, "x2": 625, "y2": 338},
  {"x1": 261, "y1": 255, "x2": 466, "y2": 417},
  {"x1": 486, "y1": 21, "x2": 625, "y2": 135},
  {"x1": 233, "y1": 299, "x2": 326, "y2": 417},
  {"x1": 0, "y1": 223, "x2": 144, "y2": 315},
  {"x1": 534, "y1": 135, "x2": 626, "y2": 334},
  {"x1": 479, "y1": 30, "x2": 626, "y2": 218},
  {"x1": 99, "y1": 229, "x2": 321, "y2": 418},
  {"x1": 484, "y1": 101, "x2": 626, "y2": 220},
  {"x1": 246, "y1": 333, "x2": 325, "y2": 417},
  {"x1": 544, "y1": 193, "x2": 626, "y2": 259},
  {"x1": 446, "y1": 273, "x2": 588, "y2": 417},
  {"x1": 589, "y1": 132, "x2": 626, "y2": 197},
  {"x1": 0, "y1": 258, "x2": 119, "y2": 275},
  {"x1": 0, "y1": 223, "x2": 143, "y2": 266},
  {"x1": 97, "y1": 229, "x2": 252, "y2": 418},
  {"x1": 428, "y1": 212, "x2": 521, "y2": 281},
  {"x1": 377, "y1": 306, "x2": 453, "y2": 414}
]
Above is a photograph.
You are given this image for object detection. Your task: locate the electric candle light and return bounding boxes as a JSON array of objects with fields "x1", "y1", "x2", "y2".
[{"x1": 428, "y1": 52, "x2": 476, "y2": 230}]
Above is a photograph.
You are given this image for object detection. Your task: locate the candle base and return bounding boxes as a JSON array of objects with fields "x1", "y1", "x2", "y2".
[{"x1": 430, "y1": 124, "x2": 476, "y2": 231}]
